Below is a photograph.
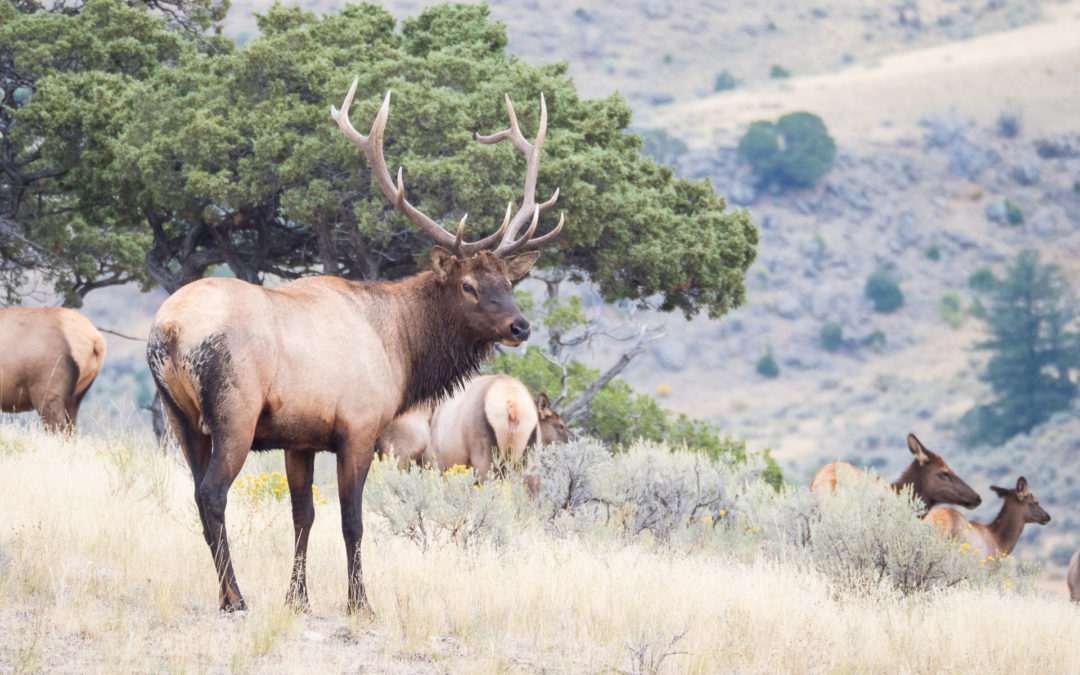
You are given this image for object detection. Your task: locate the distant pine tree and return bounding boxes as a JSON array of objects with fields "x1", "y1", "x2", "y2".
[{"x1": 965, "y1": 250, "x2": 1079, "y2": 444}]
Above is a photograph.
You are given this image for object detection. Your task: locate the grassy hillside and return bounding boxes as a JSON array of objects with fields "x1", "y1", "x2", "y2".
[{"x1": 1, "y1": 422, "x2": 1076, "y2": 672}]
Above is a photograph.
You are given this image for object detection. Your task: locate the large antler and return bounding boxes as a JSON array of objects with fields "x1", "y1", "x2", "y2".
[
  {"x1": 330, "y1": 78, "x2": 563, "y2": 258},
  {"x1": 475, "y1": 92, "x2": 564, "y2": 257}
]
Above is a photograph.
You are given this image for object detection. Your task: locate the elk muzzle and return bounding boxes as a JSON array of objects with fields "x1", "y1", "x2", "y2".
[{"x1": 502, "y1": 317, "x2": 531, "y2": 346}]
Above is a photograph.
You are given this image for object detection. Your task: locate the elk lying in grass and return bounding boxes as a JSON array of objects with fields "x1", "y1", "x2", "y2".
[
  {"x1": 810, "y1": 433, "x2": 981, "y2": 511},
  {"x1": 924, "y1": 476, "x2": 1050, "y2": 558},
  {"x1": 427, "y1": 374, "x2": 571, "y2": 480},
  {"x1": 146, "y1": 80, "x2": 564, "y2": 613},
  {"x1": 1068, "y1": 548, "x2": 1080, "y2": 602},
  {"x1": 0, "y1": 307, "x2": 106, "y2": 432}
]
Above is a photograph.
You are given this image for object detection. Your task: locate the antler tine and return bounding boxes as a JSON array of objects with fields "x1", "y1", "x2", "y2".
[
  {"x1": 332, "y1": 83, "x2": 464, "y2": 252},
  {"x1": 475, "y1": 93, "x2": 532, "y2": 154},
  {"x1": 455, "y1": 203, "x2": 511, "y2": 256}
]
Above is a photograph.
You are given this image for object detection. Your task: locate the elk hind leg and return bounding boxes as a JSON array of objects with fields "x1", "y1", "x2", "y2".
[
  {"x1": 285, "y1": 450, "x2": 316, "y2": 611},
  {"x1": 200, "y1": 421, "x2": 255, "y2": 612}
]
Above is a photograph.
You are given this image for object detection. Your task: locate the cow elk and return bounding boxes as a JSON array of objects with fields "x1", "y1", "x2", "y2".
[
  {"x1": 146, "y1": 80, "x2": 564, "y2": 613},
  {"x1": 375, "y1": 403, "x2": 434, "y2": 468},
  {"x1": 810, "y1": 433, "x2": 981, "y2": 512},
  {"x1": 427, "y1": 374, "x2": 560, "y2": 481},
  {"x1": 536, "y1": 391, "x2": 574, "y2": 445},
  {"x1": 1068, "y1": 547, "x2": 1080, "y2": 602},
  {"x1": 924, "y1": 476, "x2": 1050, "y2": 558},
  {"x1": 0, "y1": 307, "x2": 106, "y2": 432}
]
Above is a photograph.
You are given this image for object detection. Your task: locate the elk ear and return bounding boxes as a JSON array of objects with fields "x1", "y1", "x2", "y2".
[
  {"x1": 990, "y1": 485, "x2": 1010, "y2": 498},
  {"x1": 907, "y1": 433, "x2": 931, "y2": 464},
  {"x1": 430, "y1": 246, "x2": 457, "y2": 283},
  {"x1": 536, "y1": 392, "x2": 551, "y2": 412},
  {"x1": 503, "y1": 251, "x2": 541, "y2": 281},
  {"x1": 1016, "y1": 476, "x2": 1028, "y2": 493}
]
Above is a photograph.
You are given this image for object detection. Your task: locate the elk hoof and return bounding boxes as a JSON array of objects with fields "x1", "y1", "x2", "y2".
[{"x1": 221, "y1": 598, "x2": 248, "y2": 613}]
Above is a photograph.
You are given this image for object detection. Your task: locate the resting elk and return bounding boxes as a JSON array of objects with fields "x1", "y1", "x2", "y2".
[
  {"x1": 0, "y1": 307, "x2": 106, "y2": 432},
  {"x1": 810, "y1": 433, "x2": 981, "y2": 511},
  {"x1": 536, "y1": 391, "x2": 574, "y2": 445},
  {"x1": 1068, "y1": 547, "x2": 1080, "y2": 602},
  {"x1": 924, "y1": 476, "x2": 1050, "y2": 558},
  {"x1": 427, "y1": 374, "x2": 571, "y2": 480},
  {"x1": 146, "y1": 79, "x2": 565, "y2": 613}
]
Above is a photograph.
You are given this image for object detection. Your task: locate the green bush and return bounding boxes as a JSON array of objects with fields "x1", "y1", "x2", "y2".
[
  {"x1": 714, "y1": 70, "x2": 738, "y2": 91},
  {"x1": 820, "y1": 321, "x2": 844, "y2": 352},
  {"x1": 938, "y1": 291, "x2": 965, "y2": 328},
  {"x1": 769, "y1": 64, "x2": 790, "y2": 79},
  {"x1": 865, "y1": 269, "x2": 904, "y2": 313},
  {"x1": 1005, "y1": 200, "x2": 1024, "y2": 226},
  {"x1": 737, "y1": 112, "x2": 836, "y2": 189},
  {"x1": 968, "y1": 267, "x2": 998, "y2": 293},
  {"x1": 863, "y1": 330, "x2": 887, "y2": 349},
  {"x1": 756, "y1": 349, "x2": 780, "y2": 378},
  {"x1": 925, "y1": 243, "x2": 940, "y2": 261}
]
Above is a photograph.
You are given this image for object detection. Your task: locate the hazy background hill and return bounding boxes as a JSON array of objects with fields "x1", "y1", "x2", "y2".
[{"x1": 52, "y1": 0, "x2": 1080, "y2": 588}]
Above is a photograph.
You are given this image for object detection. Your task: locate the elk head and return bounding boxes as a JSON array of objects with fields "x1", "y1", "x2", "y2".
[
  {"x1": 990, "y1": 476, "x2": 1051, "y2": 525},
  {"x1": 536, "y1": 391, "x2": 575, "y2": 443},
  {"x1": 330, "y1": 80, "x2": 565, "y2": 347},
  {"x1": 906, "y1": 433, "x2": 982, "y2": 509}
]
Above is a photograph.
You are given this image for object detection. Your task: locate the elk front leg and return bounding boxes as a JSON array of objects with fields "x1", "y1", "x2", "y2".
[
  {"x1": 285, "y1": 450, "x2": 316, "y2": 611},
  {"x1": 337, "y1": 438, "x2": 375, "y2": 615}
]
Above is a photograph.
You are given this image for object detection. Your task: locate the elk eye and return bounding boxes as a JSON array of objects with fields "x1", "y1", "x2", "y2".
[
  {"x1": 462, "y1": 282, "x2": 477, "y2": 298},
  {"x1": 939, "y1": 471, "x2": 951, "y2": 479}
]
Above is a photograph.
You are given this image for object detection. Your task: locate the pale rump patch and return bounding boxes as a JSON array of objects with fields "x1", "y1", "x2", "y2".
[{"x1": 483, "y1": 376, "x2": 538, "y2": 464}]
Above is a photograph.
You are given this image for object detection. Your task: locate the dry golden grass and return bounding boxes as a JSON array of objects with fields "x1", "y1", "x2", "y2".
[{"x1": 0, "y1": 422, "x2": 1077, "y2": 673}]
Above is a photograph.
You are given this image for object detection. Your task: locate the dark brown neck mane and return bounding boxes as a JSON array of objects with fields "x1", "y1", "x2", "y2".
[
  {"x1": 891, "y1": 462, "x2": 936, "y2": 509},
  {"x1": 390, "y1": 272, "x2": 493, "y2": 415}
]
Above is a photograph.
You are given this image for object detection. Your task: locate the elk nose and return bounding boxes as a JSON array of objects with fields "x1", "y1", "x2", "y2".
[{"x1": 509, "y1": 317, "x2": 531, "y2": 341}]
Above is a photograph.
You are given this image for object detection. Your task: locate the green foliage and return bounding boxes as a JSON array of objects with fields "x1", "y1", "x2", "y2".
[
  {"x1": 1005, "y1": 200, "x2": 1025, "y2": 226},
  {"x1": 737, "y1": 112, "x2": 835, "y2": 190},
  {"x1": 865, "y1": 269, "x2": 904, "y2": 313},
  {"x1": 968, "y1": 297, "x2": 987, "y2": 320},
  {"x1": 820, "y1": 321, "x2": 844, "y2": 352},
  {"x1": 769, "y1": 64, "x2": 790, "y2": 79},
  {"x1": 863, "y1": 330, "x2": 887, "y2": 349},
  {"x1": 487, "y1": 345, "x2": 755, "y2": 469},
  {"x1": 964, "y1": 250, "x2": 1079, "y2": 445},
  {"x1": 938, "y1": 291, "x2": 965, "y2": 329},
  {"x1": 6, "y1": 1, "x2": 757, "y2": 319},
  {"x1": 968, "y1": 267, "x2": 998, "y2": 293},
  {"x1": 756, "y1": 349, "x2": 779, "y2": 378},
  {"x1": 713, "y1": 70, "x2": 738, "y2": 92},
  {"x1": 925, "y1": 243, "x2": 940, "y2": 261}
]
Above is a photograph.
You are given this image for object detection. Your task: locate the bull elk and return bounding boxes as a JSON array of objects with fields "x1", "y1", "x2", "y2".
[
  {"x1": 146, "y1": 80, "x2": 565, "y2": 613},
  {"x1": 0, "y1": 307, "x2": 106, "y2": 432},
  {"x1": 810, "y1": 433, "x2": 981, "y2": 512},
  {"x1": 924, "y1": 476, "x2": 1050, "y2": 558},
  {"x1": 1068, "y1": 547, "x2": 1079, "y2": 602},
  {"x1": 426, "y1": 374, "x2": 571, "y2": 480}
]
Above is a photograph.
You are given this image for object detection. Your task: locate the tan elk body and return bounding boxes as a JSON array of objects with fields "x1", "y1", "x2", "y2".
[
  {"x1": 375, "y1": 404, "x2": 435, "y2": 468},
  {"x1": 924, "y1": 476, "x2": 1050, "y2": 557},
  {"x1": 428, "y1": 374, "x2": 541, "y2": 478},
  {"x1": 0, "y1": 307, "x2": 106, "y2": 431},
  {"x1": 810, "y1": 433, "x2": 981, "y2": 511},
  {"x1": 147, "y1": 81, "x2": 564, "y2": 613}
]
